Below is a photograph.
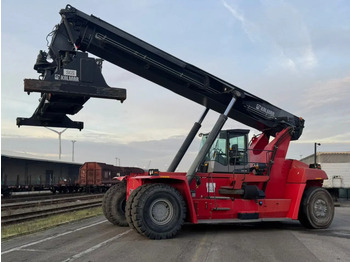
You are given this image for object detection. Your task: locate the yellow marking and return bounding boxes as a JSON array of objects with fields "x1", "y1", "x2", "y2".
[{"x1": 160, "y1": 176, "x2": 170, "y2": 178}]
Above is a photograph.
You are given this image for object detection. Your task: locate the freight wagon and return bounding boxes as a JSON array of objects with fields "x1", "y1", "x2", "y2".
[
  {"x1": 78, "y1": 162, "x2": 144, "y2": 192},
  {"x1": 1, "y1": 154, "x2": 143, "y2": 197},
  {"x1": 1, "y1": 154, "x2": 81, "y2": 196}
]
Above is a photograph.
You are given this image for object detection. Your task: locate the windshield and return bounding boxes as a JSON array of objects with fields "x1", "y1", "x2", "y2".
[
  {"x1": 200, "y1": 133, "x2": 228, "y2": 165},
  {"x1": 200, "y1": 131, "x2": 248, "y2": 166}
]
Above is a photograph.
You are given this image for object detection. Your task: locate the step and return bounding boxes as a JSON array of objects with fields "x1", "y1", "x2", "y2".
[
  {"x1": 212, "y1": 207, "x2": 231, "y2": 211},
  {"x1": 218, "y1": 187, "x2": 244, "y2": 195},
  {"x1": 207, "y1": 196, "x2": 231, "y2": 200},
  {"x1": 237, "y1": 212, "x2": 259, "y2": 219}
]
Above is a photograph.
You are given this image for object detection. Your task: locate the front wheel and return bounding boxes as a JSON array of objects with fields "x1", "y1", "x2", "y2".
[
  {"x1": 299, "y1": 187, "x2": 334, "y2": 229},
  {"x1": 131, "y1": 183, "x2": 186, "y2": 239}
]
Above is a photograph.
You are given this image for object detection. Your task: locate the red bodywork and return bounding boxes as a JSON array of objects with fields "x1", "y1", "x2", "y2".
[{"x1": 125, "y1": 129, "x2": 328, "y2": 223}]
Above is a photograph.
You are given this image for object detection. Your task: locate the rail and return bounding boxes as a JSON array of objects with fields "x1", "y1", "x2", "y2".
[{"x1": 1, "y1": 194, "x2": 103, "y2": 225}]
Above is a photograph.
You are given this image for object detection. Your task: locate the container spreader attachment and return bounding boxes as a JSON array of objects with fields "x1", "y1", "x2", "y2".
[{"x1": 16, "y1": 41, "x2": 126, "y2": 130}]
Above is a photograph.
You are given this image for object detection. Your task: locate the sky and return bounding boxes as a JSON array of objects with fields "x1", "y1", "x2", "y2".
[{"x1": 1, "y1": 0, "x2": 350, "y2": 170}]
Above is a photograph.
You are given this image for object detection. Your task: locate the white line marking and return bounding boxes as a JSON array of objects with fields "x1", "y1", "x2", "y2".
[
  {"x1": 19, "y1": 249, "x2": 47, "y2": 252},
  {"x1": 61, "y1": 229, "x2": 132, "y2": 262},
  {"x1": 1, "y1": 220, "x2": 108, "y2": 255}
]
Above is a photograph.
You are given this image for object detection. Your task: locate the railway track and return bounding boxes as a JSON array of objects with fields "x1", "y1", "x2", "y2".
[
  {"x1": 1, "y1": 192, "x2": 91, "y2": 204},
  {"x1": 1, "y1": 194, "x2": 103, "y2": 225}
]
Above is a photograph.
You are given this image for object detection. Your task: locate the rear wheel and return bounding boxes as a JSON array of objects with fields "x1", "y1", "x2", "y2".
[
  {"x1": 299, "y1": 187, "x2": 334, "y2": 229},
  {"x1": 131, "y1": 183, "x2": 186, "y2": 239},
  {"x1": 102, "y1": 182, "x2": 128, "y2": 226}
]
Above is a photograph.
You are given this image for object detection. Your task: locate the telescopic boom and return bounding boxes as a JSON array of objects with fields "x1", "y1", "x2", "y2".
[{"x1": 17, "y1": 5, "x2": 304, "y2": 140}]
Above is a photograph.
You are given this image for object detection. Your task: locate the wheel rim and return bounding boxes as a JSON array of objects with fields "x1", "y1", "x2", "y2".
[
  {"x1": 313, "y1": 198, "x2": 328, "y2": 218},
  {"x1": 149, "y1": 198, "x2": 174, "y2": 226}
]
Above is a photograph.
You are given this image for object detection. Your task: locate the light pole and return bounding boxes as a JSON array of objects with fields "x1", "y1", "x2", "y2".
[
  {"x1": 147, "y1": 160, "x2": 152, "y2": 169},
  {"x1": 71, "y1": 140, "x2": 76, "y2": 162},
  {"x1": 45, "y1": 127, "x2": 68, "y2": 160},
  {"x1": 314, "y1": 142, "x2": 321, "y2": 166},
  {"x1": 115, "y1": 157, "x2": 120, "y2": 166}
]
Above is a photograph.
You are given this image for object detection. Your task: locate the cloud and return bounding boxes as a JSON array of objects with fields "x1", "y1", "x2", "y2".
[
  {"x1": 302, "y1": 75, "x2": 350, "y2": 110},
  {"x1": 1, "y1": 134, "x2": 202, "y2": 171},
  {"x1": 259, "y1": 0, "x2": 317, "y2": 71},
  {"x1": 221, "y1": 0, "x2": 258, "y2": 42},
  {"x1": 222, "y1": 0, "x2": 317, "y2": 72},
  {"x1": 296, "y1": 132, "x2": 350, "y2": 144}
]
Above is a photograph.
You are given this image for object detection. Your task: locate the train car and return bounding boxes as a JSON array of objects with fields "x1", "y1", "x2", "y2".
[
  {"x1": 78, "y1": 162, "x2": 144, "y2": 192},
  {"x1": 1, "y1": 154, "x2": 144, "y2": 196},
  {"x1": 1, "y1": 154, "x2": 81, "y2": 196}
]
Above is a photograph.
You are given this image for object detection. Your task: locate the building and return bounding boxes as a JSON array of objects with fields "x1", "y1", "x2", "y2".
[{"x1": 301, "y1": 152, "x2": 350, "y2": 199}]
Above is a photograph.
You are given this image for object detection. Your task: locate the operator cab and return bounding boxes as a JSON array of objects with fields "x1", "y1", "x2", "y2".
[{"x1": 198, "y1": 129, "x2": 250, "y2": 173}]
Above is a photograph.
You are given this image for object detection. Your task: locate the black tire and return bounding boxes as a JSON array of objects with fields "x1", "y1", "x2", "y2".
[
  {"x1": 125, "y1": 184, "x2": 152, "y2": 231},
  {"x1": 102, "y1": 182, "x2": 128, "y2": 226},
  {"x1": 299, "y1": 187, "x2": 334, "y2": 229},
  {"x1": 131, "y1": 183, "x2": 186, "y2": 239},
  {"x1": 102, "y1": 183, "x2": 122, "y2": 218}
]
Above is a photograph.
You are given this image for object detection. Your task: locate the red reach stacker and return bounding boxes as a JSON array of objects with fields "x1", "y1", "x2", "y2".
[{"x1": 17, "y1": 5, "x2": 334, "y2": 239}]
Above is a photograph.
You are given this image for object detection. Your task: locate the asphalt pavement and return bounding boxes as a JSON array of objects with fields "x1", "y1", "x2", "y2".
[{"x1": 2, "y1": 206, "x2": 350, "y2": 262}]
